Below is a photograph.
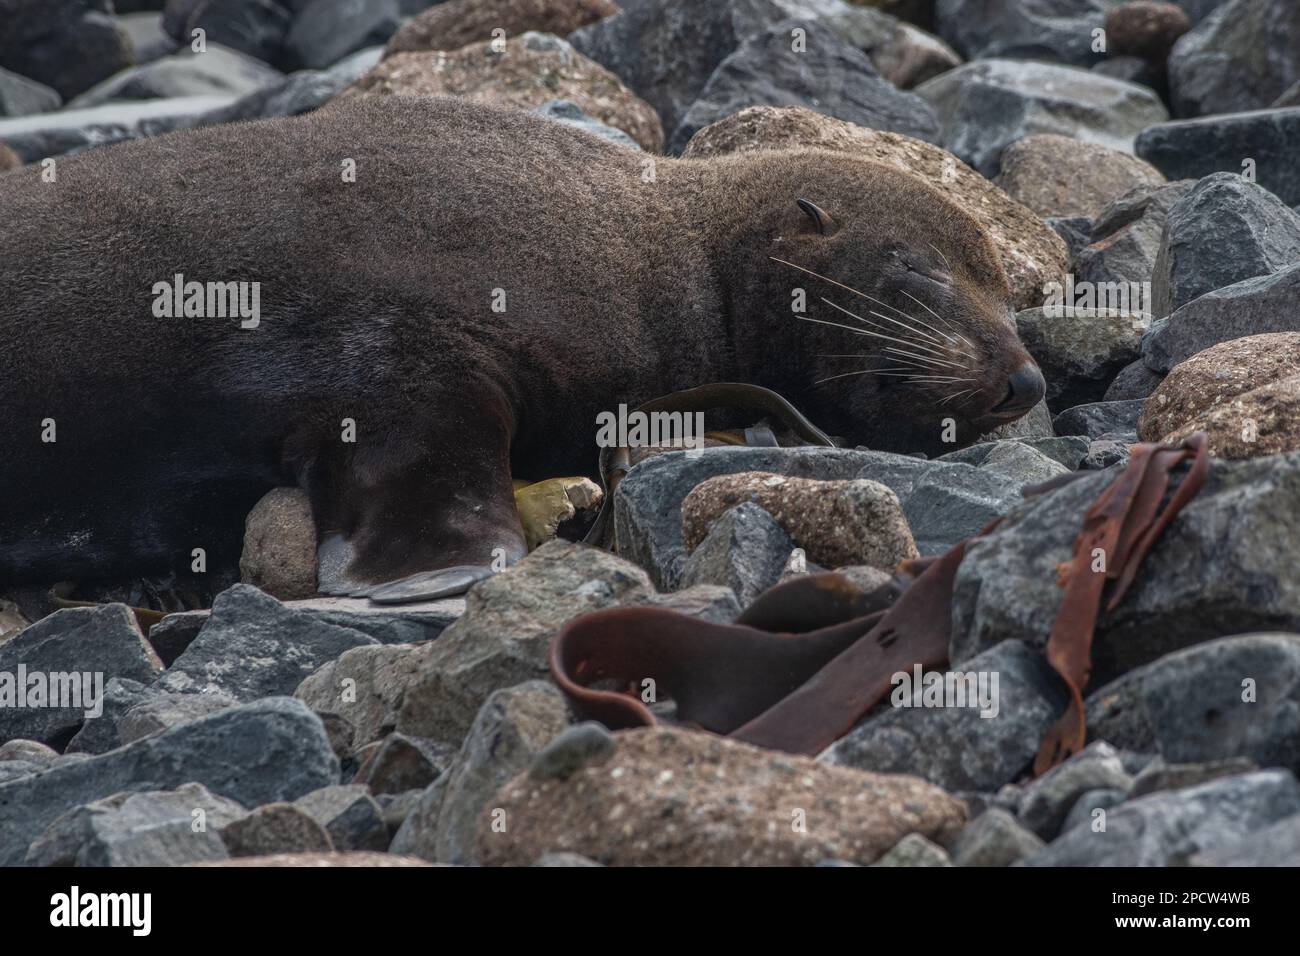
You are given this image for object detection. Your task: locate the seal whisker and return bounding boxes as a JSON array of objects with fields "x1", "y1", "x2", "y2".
[
  {"x1": 897, "y1": 289, "x2": 978, "y2": 352},
  {"x1": 820, "y1": 299, "x2": 957, "y2": 361},
  {"x1": 940, "y1": 388, "x2": 979, "y2": 406},
  {"x1": 769, "y1": 255, "x2": 951, "y2": 347},
  {"x1": 880, "y1": 344, "x2": 969, "y2": 371}
]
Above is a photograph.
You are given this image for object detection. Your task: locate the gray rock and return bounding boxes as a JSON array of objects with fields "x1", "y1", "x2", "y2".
[
  {"x1": 0, "y1": 94, "x2": 238, "y2": 162},
  {"x1": 177, "y1": 0, "x2": 292, "y2": 65},
  {"x1": 1017, "y1": 742, "x2": 1133, "y2": 839},
  {"x1": 1052, "y1": 399, "x2": 1144, "y2": 439},
  {"x1": 64, "y1": 677, "x2": 158, "y2": 754},
  {"x1": 386, "y1": 774, "x2": 446, "y2": 856},
  {"x1": 0, "y1": 66, "x2": 61, "y2": 116},
  {"x1": 352, "y1": 732, "x2": 455, "y2": 794},
  {"x1": 680, "y1": 502, "x2": 792, "y2": 607},
  {"x1": 284, "y1": 0, "x2": 401, "y2": 70},
  {"x1": 1021, "y1": 770, "x2": 1300, "y2": 865},
  {"x1": 978, "y1": 399, "x2": 1056, "y2": 441},
  {"x1": 1016, "y1": 307, "x2": 1146, "y2": 411},
  {"x1": 0, "y1": 697, "x2": 338, "y2": 866},
  {"x1": 1081, "y1": 439, "x2": 1131, "y2": 469},
  {"x1": 570, "y1": 0, "x2": 785, "y2": 136},
  {"x1": 1087, "y1": 634, "x2": 1300, "y2": 773},
  {"x1": 219, "y1": 802, "x2": 334, "y2": 857},
  {"x1": 0, "y1": 760, "x2": 47, "y2": 785},
  {"x1": 115, "y1": 11, "x2": 179, "y2": 64},
  {"x1": 1189, "y1": 812, "x2": 1300, "y2": 865},
  {"x1": 1076, "y1": 179, "x2": 1196, "y2": 294},
  {"x1": 643, "y1": 584, "x2": 742, "y2": 623},
  {"x1": 69, "y1": 43, "x2": 283, "y2": 107},
  {"x1": 198, "y1": 44, "x2": 382, "y2": 123},
  {"x1": 952, "y1": 457, "x2": 1300, "y2": 686},
  {"x1": 0, "y1": 604, "x2": 163, "y2": 748},
  {"x1": 529, "y1": 721, "x2": 617, "y2": 782},
  {"x1": 293, "y1": 784, "x2": 389, "y2": 851},
  {"x1": 617, "y1": 446, "x2": 1043, "y2": 584},
  {"x1": 532, "y1": 99, "x2": 641, "y2": 149},
  {"x1": 669, "y1": 19, "x2": 940, "y2": 153},
  {"x1": 1103, "y1": 358, "x2": 1163, "y2": 401},
  {"x1": 1045, "y1": 216, "x2": 1094, "y2": 261},
  {"x1": 1128, "y1": 756, "x2": 1259, "y2": 797},
  {"x1": 915, "y1": 59, "x2": 1168, "y2": 177},
  {"x1": 395, "y1": 681, "x2": 571, "y2": 864},
  {"x1": 935, "y1": 0, "x2": 1117, "y2": 67},
  {"x1": 24, "y1": 782, "x2": 241, "y2": 867},
  {"x1": 939, "y1": 437, "x2": 1091, "y2": 472},
  {"x1": 1168, "y1": 0, "x2": 1300, "y2": 117},
  {"x1": 116, "y1": 691, "x2": 236, "y2": 745},
  {"x1": 376, "y1": 788, "x2": 422, "y2": 838},
  {"x1": 154, "y1": 583, "x2": 377, "y2": 701},
  {"x1": 870, "y1": 833, "x2": 952, "y2": 866},
  {"x1": 535, "y1": 851, "x2": 605, "y2": 866},
  {"x1": 1151, "y1": 173, "x2": 1300, "y2": 320},
  {"x1": 949, "y1": 808, "x2": 1046, "y2": 867},
  {"x1": 1058, "y1": 786, "x2": 1128, "y2": 833},
  {"x1": 0, "y1": 0, "x2": 134, "y2": 100},
  {"x1": 0, "y1": 739, "x2": 58, "y2": 766},
  {"x1": 1136, "y1": 108, "x2": 1300, "y2": 208},
  {"x1": 820, "y1": 640, "x2": 1070, "y2": 792},
  {"x1": 1142, "y1": 262, "x2": 1300, "y2": 373}
]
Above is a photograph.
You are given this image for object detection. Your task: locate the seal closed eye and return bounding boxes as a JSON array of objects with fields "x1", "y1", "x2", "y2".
[{"x1": 0, "y1": 96, "x2": 1042, "y2": 599}]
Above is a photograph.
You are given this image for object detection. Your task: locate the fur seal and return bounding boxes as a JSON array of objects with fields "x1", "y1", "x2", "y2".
[{"x1": 0, "y1": 95, "x2": 1044, "y2": 600}]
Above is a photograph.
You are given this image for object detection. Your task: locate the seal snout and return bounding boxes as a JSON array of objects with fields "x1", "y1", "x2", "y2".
[{"x1": 990, "y1": 362, "x2": 1046, "y2": 420}]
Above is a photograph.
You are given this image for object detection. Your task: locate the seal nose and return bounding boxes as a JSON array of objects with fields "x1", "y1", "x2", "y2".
[{"x1": 994, "y1": 363, "x2": 1046, "y2": 416}]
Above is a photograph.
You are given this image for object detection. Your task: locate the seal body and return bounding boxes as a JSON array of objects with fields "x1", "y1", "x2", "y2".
[{"x1": 0, "y1": 96, "x2": 1042, "y2": 594}]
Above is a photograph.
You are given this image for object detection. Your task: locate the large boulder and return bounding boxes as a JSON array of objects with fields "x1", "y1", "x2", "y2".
[
  {"x1": 682, "y1": 106, "x2": 1068, "y2": 311},
  {"x1": 995, "y1": 134, "x2": 1164, "y2": 219},
  {"x1": 1143, "y1": 262, "x2": 1300, "y2": 373},
  {"x1": 282, "y1": 0, "x2": 400, "y2": 70},
  {"x1": 1139, "y1": 333, "x2": 1300, "y2": 441},
  {"x1": 669, "y1": 19, "x2": 939, "y2": 153},
  {"x1": 0, "y1": 698, "x2": 339, "y2": 867},
  {"x1": 0, "y1": 0, "x2": 134, "y2": 100},
  {"x1": 169, "y1": 0, "x2": 294, "y2": 66},
  {"x1": 336, "y1": 31, "x2": 664, "y2": 151},
  {"x1": 1074, "y1": 179, "x2": 1194, "y2": 294},
  {"x1": 952, "y1": 452, "x2": 1300, "y2": 687},
  {"x1": 385, "y1": 0, "x2": 619, "y2": 57},
  {"x1": 1167, "y1": 0, "x2": 1300, "y2": 117},
  {"x1": 1136, "y1": 108, "x2": 1300, "y2": 209},
  {"x1": 1015, "y1": 307, "x2": 1146, "y2": 411},
  {"x1": 1150, "y1": 173, "x2": 1300, "y2": 320},
  {"x1": 934, "y1": 0, "x2": 1119, "y2": 68},
  {"x1": 915, "y1": 59, "x2": 1169, "y2": 177},
  {"x1": 477, "y1": 726, "x2": 967, "y2": 866}
]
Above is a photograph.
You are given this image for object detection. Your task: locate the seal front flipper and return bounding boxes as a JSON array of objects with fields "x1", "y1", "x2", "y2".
[{"x1": 363, "y1": 566, "x2": 496, "y2": 603}]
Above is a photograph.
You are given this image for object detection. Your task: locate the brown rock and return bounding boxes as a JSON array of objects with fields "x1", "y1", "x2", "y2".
[
  {"x1": 1104, "y1": 2, "x2": 1191, "y2": 62},
  {"x1": 476, "y1": 726, "x2": 967, "y2": 866},
  {"x1": 189, "y1": 852, "x2": 437, "y2": 866},
  {"x1": 338, "y1": 32, "x2": 663, "y2": 152},
  {"x1": 869, "y1": 22, "x2": 961, "y2": 89},
  {"x1": 996, "y1": 134, "x2": 1166, "y2": 219},
  {"x1": 681, "y1": 471, "x2": 918, "y2": 571},
  {"x1": 219, "y1": 803, "x2": 335, "y2": 858},
  {"x1": 385, "y1": 0, "x2": 619, "y2": 58},
  {"x1": 0, "y1": 143, "x2": 22, "y2": 172},
  {"x1": 681, "y1": 106, "x2": 1067, "y2": 310},
  {"x1": 1138, "y1": 333, "x2": 1300, "y2": 442},
  {"x1": 1160, "y1": 373, "x2": 1300, "y2": 460},
  {"x1": 239, "y1": 487, "x2": 318, "y2": 601}
]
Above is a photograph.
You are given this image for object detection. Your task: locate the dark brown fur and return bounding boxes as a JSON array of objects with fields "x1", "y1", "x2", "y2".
[{"x1": 0, "y1": 95, "x2": 1038, "y2": 592}]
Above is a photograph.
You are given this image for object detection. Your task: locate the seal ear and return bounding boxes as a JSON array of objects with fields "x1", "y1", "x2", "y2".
[{"x1": 796, "y1": 198, "x2": 837, "y2": 236}]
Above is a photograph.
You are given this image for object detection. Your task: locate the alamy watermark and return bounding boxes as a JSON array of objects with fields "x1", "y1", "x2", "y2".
[
  {"x1": 890, "y1": 664, "x2": 1000, "y2": 718},
  {"x1": 0, "y1": 665, "x2": 104, "y2": 719},
  {"x1": 595, "y1": 404, "x2": 706, "y2": 457},
  {"x1": 152, "y1": 273, "x2": 260, "y2": 328}
]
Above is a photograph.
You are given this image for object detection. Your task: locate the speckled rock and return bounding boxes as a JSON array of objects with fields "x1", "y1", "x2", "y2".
[
  {"x1": 1015, "y1": 307, "x2": 1147, "y2": 411},
  {"x1": 996, "y1": 134, "x2": 1165, "y2": 220},
  {"x1": 680, "y1": 502, "x2": 792, "y2": 607},
  {"x1": 1138, "y1": 333, "x2": 1300, "y2": 441},
  {"x1": 385, "y1": 0, "x2": 618, "y2": 58},
  {"x1": 1105, "y1": 1, "x2": 1191, "y2": 61},
  {"x1": 477, "y1": 726, "x2": 966, "y2": 866},
  {"x1": 239, "y1": 487, "x2": 318, "y2": 600},
  {"x1": 336, "y1": 31, "x2": 663, "y2": 151},
  {"x1": 1161, "y1": 375, "x2": 1300, "y2": 460},
  {"x1": 949, "y1": 808, "x2": 1046, "y2": 867},
  {"x1": 682, "y1": 472, "x2": 918, "y2": 571},
  {"x1": 219, "y1": 803, "x2": 335, "y2": 857},
  {"x1": 190, "y1": 851, "x2": 435, "y2": 866},
  {"x1": 870, "y1": 833, "x2": 952, "y2": 866},
  {"x1": 682, "y1": 105, "x2": 1067, "y2": 311},
  {"x1": 1016, "y1": 742, "x2": 1133, "y2": 839}
]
